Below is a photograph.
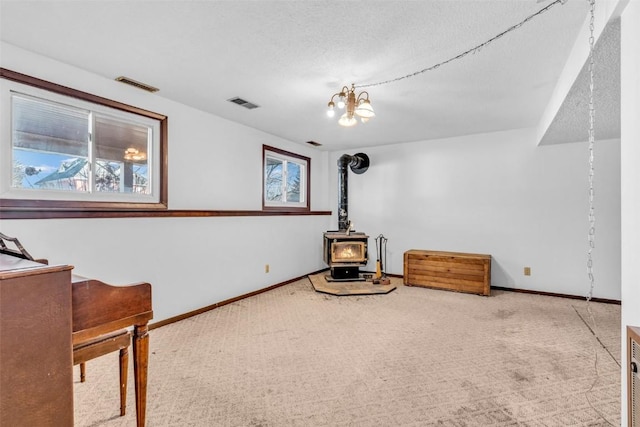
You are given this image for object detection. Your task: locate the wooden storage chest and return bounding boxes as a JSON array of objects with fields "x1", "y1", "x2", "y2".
[{"x1": 404, "y1": 249, "x2": 491, "y2": 296}]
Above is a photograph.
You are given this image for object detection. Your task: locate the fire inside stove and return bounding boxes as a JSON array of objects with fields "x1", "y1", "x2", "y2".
[
  {"x1": 323, "y1": 231, "x2": 369, "y2": 281},
  {"x1": 331, "y1": 242, "x2": 366, "y2": 263}
]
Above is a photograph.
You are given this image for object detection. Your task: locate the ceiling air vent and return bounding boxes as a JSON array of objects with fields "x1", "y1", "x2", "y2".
[
  {"x1": 115, "y1": 76, "x2": 159, "y2": 93},
  {"x1": 227, "y1": 97, "x2": 260, "y2": 110},
  {"x1": 306, "y1": 141, "x2": 322, "y2": 147}
]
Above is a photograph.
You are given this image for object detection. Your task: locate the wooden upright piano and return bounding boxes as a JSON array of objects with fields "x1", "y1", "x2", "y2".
[
  {"x1": 0, "y1": 234, "x2": 153, "y2": 426},
  {"x1": 0, "y1": 253, "x2": 75, "y2": 426}
]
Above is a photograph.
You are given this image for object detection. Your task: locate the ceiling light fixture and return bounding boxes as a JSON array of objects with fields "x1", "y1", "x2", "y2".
[
  {"x1": 124, "y1": 147, "x2": 147, "y2": 162},
  {"x1": 326, "y1": 84, "x2": 375, "y2": 127}
]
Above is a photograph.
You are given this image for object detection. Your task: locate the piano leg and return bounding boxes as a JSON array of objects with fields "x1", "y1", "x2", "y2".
[{"x1": 133, "y1": 324, "x2": 149, "y2": 427}]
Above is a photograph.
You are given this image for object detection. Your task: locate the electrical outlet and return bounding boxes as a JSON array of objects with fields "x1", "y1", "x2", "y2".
[
  {"x1": 265, "y1": 264, "x2": 270, "y2": 273},
  {"x1": 524, "y1": 267, "x2": 531, "y2": 276}
]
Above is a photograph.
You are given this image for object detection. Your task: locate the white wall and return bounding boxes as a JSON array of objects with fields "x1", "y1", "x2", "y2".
[
  {"x1": 620, "y1": 1, "x2": 640, "y2": 424},
  {"x1": 330, "y1": 127, "x2": 621, "y2": 300},
  {"x1": 0, "y1": 43, "x2": 332, "y2": 322},
  {"x1": 1, "y1": 216, "x2": 328, "y2": 321}
]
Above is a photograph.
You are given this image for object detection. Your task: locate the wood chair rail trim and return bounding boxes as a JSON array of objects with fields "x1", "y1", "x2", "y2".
[{"x1": 0, "y1": 209, "x2": 332, "y2": 220}]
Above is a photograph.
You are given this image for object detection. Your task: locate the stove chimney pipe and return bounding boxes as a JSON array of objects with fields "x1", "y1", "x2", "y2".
[{"x1": 337, "y1": 152, "x2": 369, "y2": 231}]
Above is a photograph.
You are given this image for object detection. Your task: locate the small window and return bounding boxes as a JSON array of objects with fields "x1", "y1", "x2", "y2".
[
  {"x1": 1, "y1": 69, "x2": 167, "y2": 210},
  {"x1": 263, "y1": 145, "x2": 310, "y2": 211}
]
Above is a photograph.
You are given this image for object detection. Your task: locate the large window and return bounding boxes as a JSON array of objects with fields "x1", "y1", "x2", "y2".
[
  {"x1": 263, "y1": 145, "x2": 310, "y2": 211},
  {"x1": 0, "y1": 69, "x2": 167, "y2": 210}
]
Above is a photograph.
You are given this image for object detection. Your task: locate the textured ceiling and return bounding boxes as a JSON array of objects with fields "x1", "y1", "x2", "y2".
[
  {"x1": 539, "y1": 17, "x2": 620, "y2": 145},
  {"x1": 0, "y1": 0, "x2": 618, "y2": 151}
]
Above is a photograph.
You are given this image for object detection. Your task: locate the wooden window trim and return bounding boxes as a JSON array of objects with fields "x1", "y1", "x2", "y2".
[
  {"x1": 0, "y1": 68, "x2": 168, "y2": 211},
  {"x1": 262, "y1": 144, "x2": 311, "y2": 212}
]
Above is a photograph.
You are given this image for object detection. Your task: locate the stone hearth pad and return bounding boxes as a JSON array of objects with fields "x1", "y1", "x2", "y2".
[{"x1": 308, "y1": 273, "x2": 397, "y2": 296}]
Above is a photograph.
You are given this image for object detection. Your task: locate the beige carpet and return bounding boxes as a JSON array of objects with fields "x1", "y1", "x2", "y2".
[{"x1": 74, "y1": 276, "x2": 621, "y2": 426}]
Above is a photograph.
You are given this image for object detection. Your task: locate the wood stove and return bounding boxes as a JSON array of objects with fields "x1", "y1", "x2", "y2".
[
  {"x1": 323, "y1": 231, "x2": 369, "y2": 281},
  {"x1": 323, "y1": 152, "x2": 370, "y2": 281}
]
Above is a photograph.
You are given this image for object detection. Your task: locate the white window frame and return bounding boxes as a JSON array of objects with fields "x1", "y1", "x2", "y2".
[
  {"x1": 0, "y1": 69, "x2": 167, "y2": 210},
  {"x1": 263, "y1": 145, "x2": 310, "y2": 211}
]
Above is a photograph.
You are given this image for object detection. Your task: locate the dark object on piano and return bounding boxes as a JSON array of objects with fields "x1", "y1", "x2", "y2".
[
  {"x1": 0, "y1": 231, "x2": 35, "y2": 260},
  {"x1": 72, "y1": 276, "x2": 153, "y2": 427},
  {"x1": 0, "y1": 232, "x2": 49, "y2": 264}
]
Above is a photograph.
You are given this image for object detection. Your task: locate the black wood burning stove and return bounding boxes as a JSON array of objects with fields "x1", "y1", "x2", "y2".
[
  {"x1": 323, "y1": 231, "x2": 369, "y2": 281},
  {"x1": 323, "y1": 152, "x2": 370, "y2": 281}
]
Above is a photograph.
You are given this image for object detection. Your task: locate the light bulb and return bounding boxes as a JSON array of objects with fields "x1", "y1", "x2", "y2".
[
  {"x1": 338, "y1": 113, "x2": 357, "y2": 127},
  {"x1": 327, "y1": 108, "x2": 335, "y2": 118}
]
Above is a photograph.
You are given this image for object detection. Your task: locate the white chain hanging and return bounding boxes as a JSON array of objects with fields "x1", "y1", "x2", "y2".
[
  {"x1": 586, "y1": 0, "x2": 596, "y2": 313},
  {"x1": 582, "y1": 1, "x2": 618, "y2": 425}
]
